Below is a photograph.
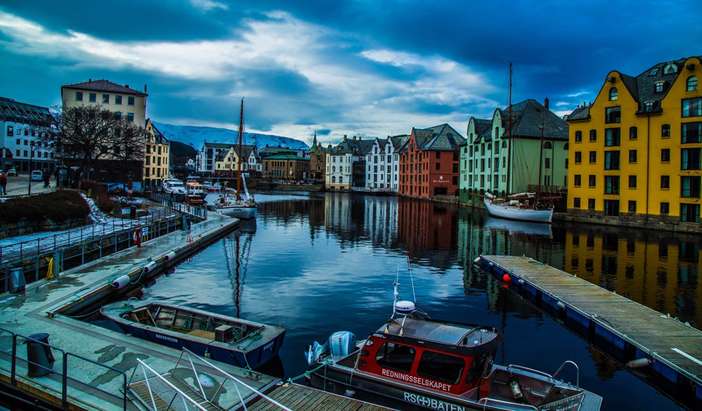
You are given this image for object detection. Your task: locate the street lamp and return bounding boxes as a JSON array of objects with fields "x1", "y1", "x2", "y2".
[{"x1": 27, "y1": 142, "x2": 35, "y2": 196}]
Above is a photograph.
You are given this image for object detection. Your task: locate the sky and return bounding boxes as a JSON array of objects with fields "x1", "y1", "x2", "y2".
[{"x1": 0, "y1": 0, "x2": 700, "y2": 145}]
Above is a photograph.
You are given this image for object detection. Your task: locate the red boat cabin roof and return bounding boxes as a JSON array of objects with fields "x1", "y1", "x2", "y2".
[{"x1": 377, "y1": 317, "x2": 497, "y2": 348}]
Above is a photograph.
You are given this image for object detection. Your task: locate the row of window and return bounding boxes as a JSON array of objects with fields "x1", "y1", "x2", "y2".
[
  {"x1": 575, "y1": 121, "x2": 702, "y2": 145},
  {"x1": 5, "y1": 126, "x2": 49, "y2": 138},
  {"x1": 75, "y1": 91, "x2": 135, "y2": 105},
  {"x1": 607, "y1": 76, "x2": 698, "y2": 103},
  {"x1": 573, "y1": 148, "x2": 700, "y2": 169},
  {"x1": 573, "y1": 197, "x2": 700, "y2": 222},
  {"x1": 572, "y1": 174, "x2": 701, "y2": 197},
  {"x1": 13, "y1": 149, "x2": 53, "y2": 159}
]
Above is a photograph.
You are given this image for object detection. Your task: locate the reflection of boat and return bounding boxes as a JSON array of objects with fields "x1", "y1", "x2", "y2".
[
  {"x1": 214, "y1": 98, "x2": 257, "y2": 219},
  {"x1": 484, "y1": 216, "x2": 553, "y2": 238},
  {"x1": 305, "y1": 289, "x2": 601, "y2": 410},
  {"x1": 484, "y1": 193, "x2": 553, "y2": 224},
  {"x1": 101, "y1": 301, "x2": 284, "y2": 369}
]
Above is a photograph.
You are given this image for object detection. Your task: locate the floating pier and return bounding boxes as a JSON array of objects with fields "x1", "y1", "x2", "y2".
[
  {"x1": 477, "y1": 255, "x2": 702, "y2": 406},
  {"x1": 0, "y1": 212, "x2": 382, "y2": 410}
]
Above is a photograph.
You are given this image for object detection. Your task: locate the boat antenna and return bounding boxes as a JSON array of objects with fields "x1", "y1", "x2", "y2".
[
  {"x1": 407, "y1": 256, "x2": 417, "y2": 303},
  {"x1": 236, "y1": 97, "x2": 244, "y2": 201},
  {"x1": 392, "y1": 265, "x2": 400, "y2": 318}
]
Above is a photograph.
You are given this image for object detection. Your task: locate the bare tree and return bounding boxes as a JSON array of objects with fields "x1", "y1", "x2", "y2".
[{"x1": 48, "y1": 105, "x2": 145, "y2": 169}]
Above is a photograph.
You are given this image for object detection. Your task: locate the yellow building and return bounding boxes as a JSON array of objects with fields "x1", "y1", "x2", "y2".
[
  {"x1": 214, "y1": 144, "x2": 261, "y2": 174},
  {"x1": 144, "y1": 119, "x2": 170, "y2": 188},
  {"x1": 566, "y1": 56, "x2": 702, "y2": 226},
  {"x1": 61, "y1": 79, "x2": 148, "y2": 126}
]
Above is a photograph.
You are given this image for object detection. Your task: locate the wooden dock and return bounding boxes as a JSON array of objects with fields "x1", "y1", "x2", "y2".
[
  {"x1": 477, "y1": 255, "x2": 702, "y2": 404},
  {"x1": 249, "y1": 382, "x2": 392, "y2": 411}
]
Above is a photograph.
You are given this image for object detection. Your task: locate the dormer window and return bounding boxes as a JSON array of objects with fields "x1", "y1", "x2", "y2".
[
  {"x1": 609, "y1": 87, "x2": 618, "y2": 101},
  {"x1": 663, "y1": 63, "x2": 678, "y2": 75},
  {"x1": 649, "y1": 68, "x2": 659, "y2": 76},
  {"x1": 644, "y1": 101, "x2": 654, "y2": 112},
  {"x1": 655, "y1": 81, "x2": 665, "y2": 93}
]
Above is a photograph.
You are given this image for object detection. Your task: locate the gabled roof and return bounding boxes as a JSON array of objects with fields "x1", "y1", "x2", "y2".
[
  {"x1": 330, "y1": 137, "x2": 375, "y2": 156},
  {"x1": 469, "y1": 118, "x2": 493, "y2": 143},
  {"x1": 498, "y1": 99, "x2": 568, "y2": 140},
  {"x1": 232, "y1": 144, "x2": 257, "y2": 160},
  {"x1": 146, "y1": 119, "x2": 169, "y2": 144},
  {"x1": 390, "y1": 134, "x2": 409, "y2": 153},
  {"x1": 0, "y1": 97, "x2": 51, "y2": 126},
  {"x1": 564, "y1": 105, "x2": 591, "y2": 122},
  {"x1": 410, "y1": 123, "x2": 466, "y2": 151},
  {"x1": 62, "y1": 79, "x2": 147, "y2": 96}
]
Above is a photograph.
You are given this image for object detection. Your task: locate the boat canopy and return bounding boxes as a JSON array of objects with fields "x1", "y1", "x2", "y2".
[{"x1": 379, "y1": 317, "x2": 497, "y2": 348}]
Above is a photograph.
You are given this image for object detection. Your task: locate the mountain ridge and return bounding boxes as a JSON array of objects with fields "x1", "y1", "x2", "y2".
[{"x1": 153, "y1": 121, "x2": 309, "y2": 150}]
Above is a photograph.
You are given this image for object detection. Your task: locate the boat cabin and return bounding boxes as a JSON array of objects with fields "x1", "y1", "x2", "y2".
[
  {"x1": 125, "y1": 304, "x2": 261, "y2": 344},
  {"x1": 355, "y1": 317, "x2": 499, "y2": 396}
]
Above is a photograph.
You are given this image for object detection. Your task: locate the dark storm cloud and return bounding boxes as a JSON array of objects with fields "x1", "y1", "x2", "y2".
[{"x1": 0, "y1": 0, "x2": 700, "y2": 143}]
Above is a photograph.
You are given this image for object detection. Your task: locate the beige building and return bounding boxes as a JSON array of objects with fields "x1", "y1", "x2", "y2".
[
  {"x1": 61, "y1": 79, "x2": 148, "y2": 126},
  {"x1": 144, "y1": 119, "x2": 170, "y2": 188},
  {"x1": 214, "y1": 144, "x2": 261, "y2": 174}
]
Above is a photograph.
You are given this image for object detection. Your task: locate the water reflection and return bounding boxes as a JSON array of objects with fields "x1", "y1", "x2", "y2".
[{"x1": 144, "y1": 192, "x2": 697, "y2": 410}]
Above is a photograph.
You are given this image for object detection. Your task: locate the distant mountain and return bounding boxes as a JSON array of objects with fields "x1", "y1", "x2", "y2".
[
  {"x1": 169, "y1": 140, "x2": 197, "y2": 167},
  {"x1": 154, "y1": 121, "x2": 309, "y2": 151}
]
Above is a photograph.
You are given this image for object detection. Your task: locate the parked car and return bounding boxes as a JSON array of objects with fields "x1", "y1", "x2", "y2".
[
  {"x1": 30, "y1": 170, "x2": 43, "y2": 181},
  {"x1": 6, "y1": 168, "x2": 17, "y2": 176}
]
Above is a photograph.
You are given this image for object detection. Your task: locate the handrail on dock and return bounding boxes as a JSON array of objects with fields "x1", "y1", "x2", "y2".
[
  {"x1": 135, "y1": 358, "x2": 208, "y2": 411},
  {"x1": 179, "y1": 347, "x2": 292, "y2": 411}
]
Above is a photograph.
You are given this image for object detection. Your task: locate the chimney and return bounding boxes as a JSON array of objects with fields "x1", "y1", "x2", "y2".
[
  {"x1": 544, "y1": 97, "x2": 550, "y2": 110},
  {"x1": 343, "y1": 134, "x2": 348, "y2": 141},
  {"x1": 125, "y1": 84, "x2": 129, "y2": 89},
  {"x1": 88, "y1": 78, "x2": 92, "y2": 82},
  {"x1": 144, "y1": 84, "x2": 148, "y2": 93}
]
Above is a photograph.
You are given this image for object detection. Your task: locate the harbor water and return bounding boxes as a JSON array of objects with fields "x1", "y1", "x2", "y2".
[{"x1": 141, "y1": 192, "x2": 699, "y2": 410}]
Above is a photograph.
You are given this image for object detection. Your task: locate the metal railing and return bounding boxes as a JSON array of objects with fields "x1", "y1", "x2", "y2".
[
  {"x1": 148, "y1": 192, "x2": 208, "y2": 221},
  {"x1": 132, "y1": 359, "x2": 207, "y2": 411},
  {"x1": 0, "y1": 208, "x2": 181, "y2": 293},
  {"x1": 0, "y1": 326, "x2": 128, "y2": 410}
]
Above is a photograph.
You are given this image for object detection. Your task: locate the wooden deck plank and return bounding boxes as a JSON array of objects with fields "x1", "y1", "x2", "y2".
[
  {"x1": 482, "y1": 255, "x2": 702, "y2": 386},
  {"x1": 249, "y1": 383, "x2": 391, "y2": 410}
]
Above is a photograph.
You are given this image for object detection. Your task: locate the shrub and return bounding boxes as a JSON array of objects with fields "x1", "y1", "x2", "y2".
[{"x1": 0, "y1": 190, "x2": 90, "y2": 224}]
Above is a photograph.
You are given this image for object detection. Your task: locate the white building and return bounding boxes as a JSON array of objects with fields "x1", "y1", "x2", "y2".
[
  {"x1": 325, "y1": 136, "x2": 373, "y2": 191},
  {"x1": 0, "y1": 97, "x2": 54, "y2": 173},
  {"x1": 364, "y1": 135, "x2": 408, "y2": 192}
]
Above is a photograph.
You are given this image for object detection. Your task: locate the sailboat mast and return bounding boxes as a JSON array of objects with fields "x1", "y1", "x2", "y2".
[
  {"x1": 538, "y1": 98, "x2": 546, "y2": 202},
  {"x1": 237, "y1": 97, "x2": 244, "y2": 200},
  {"x1": 506, "y1": 63, "x2": 513, "y2": 195}
]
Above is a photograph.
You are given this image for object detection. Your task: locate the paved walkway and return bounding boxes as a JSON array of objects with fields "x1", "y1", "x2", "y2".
[{"x1": 1, "y1": 174, "x2": 56, "y2": 197}]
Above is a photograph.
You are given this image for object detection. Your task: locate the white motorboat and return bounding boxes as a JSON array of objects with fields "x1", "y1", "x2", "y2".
[
  {"x1": 162, "y1": 178, "x2": 187, "y2": 195},
  {"x1": 484, "y1": 193, "x2": 553, "y2": 224}
]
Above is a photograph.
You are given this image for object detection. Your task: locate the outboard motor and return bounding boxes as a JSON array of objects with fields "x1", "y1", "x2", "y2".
[
  {"x1": 328, "y1": 331, "x2": 357, "y2": 362},
  {"x1": 305, "y1": 340, "x2": 327, "y2": 366}
]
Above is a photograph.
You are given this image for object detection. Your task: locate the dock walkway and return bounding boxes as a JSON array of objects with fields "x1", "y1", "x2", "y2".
[
  {"x1": 249, "y1": 382, "x2": 390, "y2": 411},
  {"x1": 477, "y1": 255, "x2": 702, "y2": 403}
]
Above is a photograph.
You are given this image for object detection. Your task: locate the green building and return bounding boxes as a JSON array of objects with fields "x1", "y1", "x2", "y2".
[{"x1": 459, "y1": 99, "x2": 569, "y2": 196}]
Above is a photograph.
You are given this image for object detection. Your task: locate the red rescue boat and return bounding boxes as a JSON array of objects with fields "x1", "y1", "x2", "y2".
[{"x1": 306, "y1": 301, "x2": 602, "y2": 410}]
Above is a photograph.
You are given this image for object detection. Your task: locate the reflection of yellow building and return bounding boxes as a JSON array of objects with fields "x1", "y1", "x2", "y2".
[
  {"x1": 566, "y1": 57, "x2": 701, "y2": 225},
  {"x1": 144, "y1": 119, "x2": 169, "y2": 187},
  {"x1": 564, "y1": 231, "x2": 702, "y2": 325}
]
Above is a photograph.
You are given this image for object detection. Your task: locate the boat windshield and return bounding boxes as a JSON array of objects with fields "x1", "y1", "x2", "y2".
[{"x1": 126, "y1": 305, "x2": 262, "y2": 343}]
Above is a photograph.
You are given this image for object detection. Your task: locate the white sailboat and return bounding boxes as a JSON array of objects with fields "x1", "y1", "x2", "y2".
[
  {"x1": 215, "y1": 98, "x2": 256, "y2": 220},
  {"x1": 484, "y1": 63, "x2": 554, "y2": 224}
]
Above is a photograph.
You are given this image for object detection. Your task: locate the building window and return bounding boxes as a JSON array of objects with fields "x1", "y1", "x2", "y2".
[
  {"x1": 128, "y1": 96, "x2": 135, "y2": 105},
  {"x1": 574, "y1": 151, "x2": 582, "y2": 164},
  {"x1": 629, "y1": 126, "x2": 638, "y2": 140},
  {"x1": 660, "y1": 202, "x2": 669, "y2": 215},
  {"x1": 605, "y1": 128, "x2": 620, "y2": 146},
  {"x1": 661, "y1": 175, "x2": 670, "y2": 189},
  {"x1": 589, "y1": 151, "x2": 596, "y2": 164},
  {"x1": 609, "y1": 87, "x2": 618, "y2": 101},
  {"x1": 588, "y1": 175, "x2": 596, "y2": 187},
  {"x1": 575, "y1": 130, "x2": 582, "y2": 142},
  {"x1": 654, "y1": 81, "x2": 664, "y2": 93},
  {"x1": 629, "y1": 175, "x2": 637, "y2": 188},
  {"x1": 682, "y1": 122, "x2": 702, "y2": 143},
  {"x1": 102, "y1": 94, "x2": 109, "y2": 104},
  {"x1": 605, "y1": 176, "x2": 620, "y2": 194},
  {"x1": 114, "y1": 112, "x2": 122, "y2": 120},
  {"x1": 682, "y1": 98, "x2": 702, "y2": 117},
  {"x1": 605, "y1": 107, "x2": 621, "y2": 123},
  {"x1": 115, "y1": 95, "x2": 122, "y2": 104},
  {"x1": 574, "y1": 174, "x2": 581, "y2": 187},
  {"x1": 573, "y1": 197, "x2": 581, "y2": 208},
  {"x1": 661, "y1": 124, "x2": 671, "y2": 138},
  {"x1": 680, "y1": 204, "x2": 700, "y2": 223},
  {"x1": 661, "y1": 148, "x2": 670, "y2": 162},
  {"x1": 604, "y1": 151, "x2": 620, "y2": 170},
  {"x1": 628, "y1": 149, "x2": 637, "y2": 163},
  {"x1": 127, "y1": 112, "x2": 134, "y2": 122},
  {"x1": 588, "y1": 198, "x2": 596, "y2": 210},
  {"x1": 75, "y1": 91, "x2": 83, "y2": 101},
  {"x1": 681, "y1": 176, "x2": 701, "y2": 198},
  {"x1": 89, "y1": 93, "x2": 96, "y2": 102},
  {"x1": 545, "y1": 158, "x2": 550, "y2": 169},
  {"x1": 628, "y1": 201, "x2": 636, "y2": 214},
  {"x1": 687, "y1": 76, "x2": 698, "y2": 92},
  {"x1": 604, "y1": 200, "x2": 620, "y2": 216},
  {"x1": 681, "y1": 148, "x2": 701, "y2": 170},
  {"x1": 589, "y1": 129, "x2": 597, "y2": 142}
]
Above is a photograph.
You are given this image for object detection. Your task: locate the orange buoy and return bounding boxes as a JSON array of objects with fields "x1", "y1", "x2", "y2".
[{"x1": 502, "y1": 273, "x2": 511, "y2": 283}]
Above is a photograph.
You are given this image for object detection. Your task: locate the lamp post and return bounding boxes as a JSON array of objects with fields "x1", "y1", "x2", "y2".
[{"x1": 27, "y1": 142, "x2": 34, "y2": 196}]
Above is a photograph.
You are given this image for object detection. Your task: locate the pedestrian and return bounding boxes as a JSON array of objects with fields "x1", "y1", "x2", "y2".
[
  {"x1": 0, "y1": 171, "x2": 6, "y2": 195},
  {"x1": 43, "y1": 171, "x2": 50, "y2": 189}
]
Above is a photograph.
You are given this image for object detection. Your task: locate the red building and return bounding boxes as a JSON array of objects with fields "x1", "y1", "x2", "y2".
[{"x1": 399, "y1": 124, "x2": 465, "y2": 199}]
